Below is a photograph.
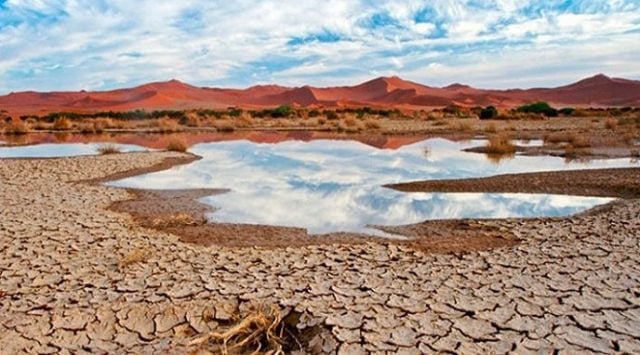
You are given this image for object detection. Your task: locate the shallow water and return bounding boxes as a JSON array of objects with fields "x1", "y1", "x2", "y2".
[
  {"x1": 0, "y1": 143, "x2": 147, "y2": 158},
  {"x1": 109, "y1": 138, "x2": 634, "y2": 235}
]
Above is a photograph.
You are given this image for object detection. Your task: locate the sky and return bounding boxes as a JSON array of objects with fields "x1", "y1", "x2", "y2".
[{"x1": 0, "y1": 0, "x2": 639, "y2": 93}]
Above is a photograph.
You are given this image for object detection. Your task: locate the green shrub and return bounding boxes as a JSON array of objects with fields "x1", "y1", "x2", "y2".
[
  {"x1": 271, "y1": 105, "x2": 293, "y2": 118},
  {"x1": 479, "y1": 106, "x2": 498, "y2": 120},
  {"x1": 517, "y1": 102, "x2": 558, "y2": 117},
  {"x1": 558, "y1": 108, "x2": 575, "y2": 116}
]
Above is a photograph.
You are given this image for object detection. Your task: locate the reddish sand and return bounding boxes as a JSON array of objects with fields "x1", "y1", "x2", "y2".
[{"x1": 1, "y1": 74, "x2": 638, "y2": 117}]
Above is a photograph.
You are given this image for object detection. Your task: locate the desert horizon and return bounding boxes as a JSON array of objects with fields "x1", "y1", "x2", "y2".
[{"x1": 1, "y1": 73, "x2": 639, "y2": 118}]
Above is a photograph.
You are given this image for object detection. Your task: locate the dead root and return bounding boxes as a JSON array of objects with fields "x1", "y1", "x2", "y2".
[{"x1": 189, "y1": 304, "x2": 296, "y2": 355}]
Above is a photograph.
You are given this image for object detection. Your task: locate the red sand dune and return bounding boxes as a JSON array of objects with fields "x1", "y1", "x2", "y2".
[{"x1": 1, "y1": 74, "x2": 638, "y2": 117}]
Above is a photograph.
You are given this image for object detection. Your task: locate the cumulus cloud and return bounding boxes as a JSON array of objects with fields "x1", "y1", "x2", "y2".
[{"x1": 0, "y1": 0, "x2": 639, "y2": 92}]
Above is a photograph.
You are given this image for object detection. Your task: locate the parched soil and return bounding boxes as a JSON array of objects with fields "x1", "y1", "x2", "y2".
[
  {"x1": 386, "y1": 167, "x2": 640, "y2": 199},
  {"x1": 1, "y1": 151, "x2": 640, "y2": 353}
]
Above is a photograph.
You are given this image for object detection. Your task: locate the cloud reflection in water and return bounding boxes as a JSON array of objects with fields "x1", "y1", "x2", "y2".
[{"x1": 110, "y1": 138, "x2": 632, "y2": 235}]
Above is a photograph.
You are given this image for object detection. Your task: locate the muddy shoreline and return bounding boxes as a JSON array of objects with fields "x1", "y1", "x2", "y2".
[
  {"x1": 386, "y1": 167, "x2": 640, "y2": 199},
  {"x1": 104, "y1": 155, "x2": 638, "y2": 254}
]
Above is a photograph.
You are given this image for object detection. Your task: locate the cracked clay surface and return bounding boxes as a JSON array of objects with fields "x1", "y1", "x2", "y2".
[{"x1": 1, "y1": 151, "x2": 639, "y2": 354}]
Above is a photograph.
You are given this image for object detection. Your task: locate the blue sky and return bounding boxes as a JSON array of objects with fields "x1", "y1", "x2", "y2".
[{"x1": 0, "y1": 0, "x2": 639, "y2": 93}]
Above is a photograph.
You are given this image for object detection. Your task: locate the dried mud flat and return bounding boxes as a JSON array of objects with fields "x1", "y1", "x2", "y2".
[{"x1": 1, "y1": 152, "x2": 640, "y2": 354}]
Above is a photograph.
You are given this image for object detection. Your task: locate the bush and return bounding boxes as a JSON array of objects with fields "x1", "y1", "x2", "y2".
[
  {"x1": 605, "y1": 117, "x2": 618, "y2": 130},
  {"x1": 97, "y1": 144, "x2": 120, "y2": 155},
  {"x1": 166, "y1": 139, "x2": 188, "y2": 152},
  {"x1": 479, "y1": 106, "x2": 498, "y2": 120},
  {"x1": 324, "y1": 110, "x2": 339, "y2": 120},
  {"x1": 558, "y1": 108, "x2": 575, "y2": 116},
  {"x1": 227, "y1": 108, "x2": 243, "y2": 117},
  {"x1": 157, "y1": 118, "x2": 180, "y2": 133},
  {"x1": 364, "y1": 119, "x2": 380, "y2": 129},
  {"x1": 517, "y1": 102, "x2": 558, "y2": 117},
  {"x1": 343, "y1": 116, "x2": 357, "y2": 127},
  {"x1": 485, "y1": 134, "x2": 516, "y2": 154},
  {"x1": 271, "y1": 105, "x2": 293, "y2": 118},
  {"x1": 3, "y1": 120, "x2": 28, "y2": 135},
  {"x1": 214, "y1": 120, "x2": 235, "y2": 132},
  {"x1": 53, "y1": 117, "x2": 72, "y2": 130},
  {"x1": 308, "y1": 109, "x2": 321, "y2": 118}
]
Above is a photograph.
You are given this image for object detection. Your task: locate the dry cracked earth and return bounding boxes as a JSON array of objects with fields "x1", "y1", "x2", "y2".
[{"x1": 1, "y1": 151, "x2": 639, "y2": 354}]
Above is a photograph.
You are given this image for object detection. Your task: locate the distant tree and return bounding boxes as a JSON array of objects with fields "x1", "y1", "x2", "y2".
[
  {"x1": 479, "y1": 106, "x2": 498, "y2": 120},
  {"x1": 324, "y1": 110, "x2": 339, "y2": 120},
  {"x1": 517, "y1": 102, "x2": 558, "y2": 117},
  {"x1": 558, "y1": 107, "x2": 575, "y2": 116},
  {"x1": 308, "y1": 109, "x2": 321, "y2": 118},
  {"x1": 227, "y1": 107, "x2": 243, "y2": 117},
  {"x1": 270, "y1": 105, "x2": 293, "y2": 118}
]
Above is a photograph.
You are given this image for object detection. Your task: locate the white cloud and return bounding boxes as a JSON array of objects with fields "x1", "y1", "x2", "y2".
[{"x1": 0, "y1": 0, "x2": 638, "y2": 92}]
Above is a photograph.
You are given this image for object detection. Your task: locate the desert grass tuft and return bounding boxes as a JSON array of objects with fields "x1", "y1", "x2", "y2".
[
  {"x1": 166, "y1": 139, "x2": 188, "y2": 152},
  {"x1": 118, "y1": 248, "x2": 150, "y2": 269},
  {"x1": 485, "y1": 134, "x2": 516, "y2": 154},
  {"x1": 3, "y1": 120, "x2": 29, "y2": 135},
  {"x1": 604, "y1": 117, "x2": 618, "y2": 130},
  {"x1": 157, "y1": 118, "x2": 181, "y2": 133},
  {"x1": 484, "y1": 122, "x2": 498, "y2": 133},
  {"x1": 215, "y1": 120, "x2": 235, "y2": 132},
  {"x1": 189, "y1": 304, "x2": 291, "y2": 355},
  {"x1": 343, "y1": 116, "x2": 357, "y2": 127},
  {"x1": 364, "y1": 119, "x2": 381, "y2": 129},
  {"x1": 485, "y1": 133, "x2": 516, "y2": 163},
  {"x1": 452, "y1": 120, "x2": 472, "y2": 131},
  {"x1": 97, "y1": 143, "x2": 121, "y2": 155},
  {"x1": 53, "y1": 117, "x2": 72, "y2": 131}
]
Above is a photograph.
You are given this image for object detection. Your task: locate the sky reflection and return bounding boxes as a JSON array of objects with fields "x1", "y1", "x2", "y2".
[
  {"x1": 0, "y1": 143, "x2": 147, "y2": 158},
  {"x1": 108, "y1": 138, "x2": 632, "y2": 235}
]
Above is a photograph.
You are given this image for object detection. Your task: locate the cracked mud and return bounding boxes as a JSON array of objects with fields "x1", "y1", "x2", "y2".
[{"x1": 1, "y1": 151, "x2": 639, "y2": 354}]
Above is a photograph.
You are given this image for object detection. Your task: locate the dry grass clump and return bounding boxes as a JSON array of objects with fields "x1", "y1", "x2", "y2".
[
  {"x1": 544, "y1": 131, "x2": 591, "y2": 148},
  {"x1": 118, "y1": 248, "x2": 150, "y2": 269},
  {"x1": 484, "y1": 122, "x2": 498, "y2": 133},
  {"x1": 3, "y1": 120, "x2": 29, "y2": 135},
  {"x1": 452, "y1": 120, "x2": 472, "y2": 131},
  {"x1": 364, "y1": 119, "x2": 381, "y2": 129},
  {"x1": 235, "y1": 115, "x2": 255, "y2": 128},
  {"x1": 184, "y1": 113, "x2": 202, "y2": 127},
  {"x1": 569, "y1": 134, "x2": 591, "y2": 148},
  {"x1": 190, "y1": 304, "x2": 293, "y2": 355},
  {"x1": 343, "y1": 116, "x2": 357, "y2": 127},
  {"x1": 544, "y1": 131, "x2": 572, "y2": 144},
  {"x1": 215, "y1": 120, "x2": 235, "y2": 132},
  {"x1": 97, "y1": 143, "x2": 121, "y2": 155},
  {"x1": 166, "y1": 139, "x2": 188, "y2": 152},
  {"x1": 53, "y1": 117, "x2": 72, "y2": 130},
  {"x1": 157, "y1": 118, "x2": 181, "y2": 133},
  {"x1": 485, "y1": 134, "x2": 516, "y2": 155},
  {"x1": 604, "y1": 117, "x2": 618, "y2": 130}
]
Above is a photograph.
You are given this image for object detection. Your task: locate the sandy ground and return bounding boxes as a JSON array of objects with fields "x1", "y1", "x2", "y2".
[{"x1": 1, "y1": 151, "x2": 640, "y2": 353}]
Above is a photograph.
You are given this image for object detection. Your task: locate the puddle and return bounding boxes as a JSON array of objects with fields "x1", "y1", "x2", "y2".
[
  {"x1": 513, "y1": 139, "x2": 544, "y2": 147},
  {"x1": 109, "y1": 138, "x2": 632, "y2": 235},
  {"x1": 0, "y1": 143, "x2": 147, "y2": 158}
]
